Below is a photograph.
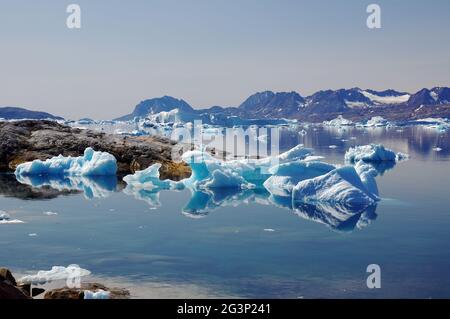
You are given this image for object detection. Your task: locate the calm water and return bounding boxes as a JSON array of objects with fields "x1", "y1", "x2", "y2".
[{"x1": 1, "y1": 125, "x2": 450, "y2": 298}]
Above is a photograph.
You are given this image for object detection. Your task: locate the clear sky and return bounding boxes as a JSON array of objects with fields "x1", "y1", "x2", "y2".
[{"x1": 0, "y1": 0, "x2": 449, "y2": 119}]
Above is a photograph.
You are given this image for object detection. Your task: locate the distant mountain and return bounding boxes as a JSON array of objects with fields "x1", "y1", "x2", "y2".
[
  {"x1": 238, "y1": 91, "x2": 305, "y2": 118},
  {"x1": 407, "y1": 87, "x2": 450, "y2": 108},
  {"x1": 0, "y1": 107, "x2": 63, "y2": 120},
  {"x1": 113, "y1": 87, "x2": 450, "y2": 123},
  {"x1": 114, "y1": 96, "x2": 194, "y2": 121}
]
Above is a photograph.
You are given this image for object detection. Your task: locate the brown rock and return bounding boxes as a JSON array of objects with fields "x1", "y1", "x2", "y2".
[
  {"x1": 0, "y1": 268, "x2": 17, "y2": 286},
  {"x1": 44, "y1": 283, "x2": 130, "y2": 300}
]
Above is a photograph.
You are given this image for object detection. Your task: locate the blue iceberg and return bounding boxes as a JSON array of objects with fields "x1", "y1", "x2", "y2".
[{"x1": 15, "y1": 148, "x2": 117, "y2": 176}]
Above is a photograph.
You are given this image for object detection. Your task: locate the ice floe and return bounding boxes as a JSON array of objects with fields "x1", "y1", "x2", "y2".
[
  {"x1": 15, "y1": 148, "x2": 117, "y2": 176},
  {"x1": 345, "y1": 144, "x2": 408, "y2": 163}
]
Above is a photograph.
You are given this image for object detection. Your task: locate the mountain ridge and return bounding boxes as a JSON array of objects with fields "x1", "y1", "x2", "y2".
[{"x1": 113, "y1": 86, "x2": 450, "y2": 122}]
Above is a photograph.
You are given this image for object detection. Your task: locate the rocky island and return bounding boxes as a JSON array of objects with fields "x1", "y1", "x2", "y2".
[{"x1": 0, "y1": 120, "x2": 191, "y2": 180}]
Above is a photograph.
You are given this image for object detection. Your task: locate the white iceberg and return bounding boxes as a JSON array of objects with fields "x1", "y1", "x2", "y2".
[
  {"x1": 263, "y1": 161, "x2": 335, "y2": 197},
  {"x1": 364, "y1": 116, "x2": 390, "y2": 127},
  {"x1": 323, "y1": 115, "x2": 354, "y2": 127},
  {"x1": 345, "y1": 144, "x2": 408, "y2": 163},
  {"x1": 15, "y1": 148, "x2": 117, "y2": 176},
  {"x1": 19, "y1": 265, "x2": 91, "y2": 285},
  {"x1": 123, "y1": 163, "x2": 182, "y2": 191},
  {"x1": 0, "y1": 212, "x2": 24, "y2": 224},
  {"x1": 123, "y1": 163, "x2": 184, "y2": 208},
  {"x1": 292, "y1": 165, "x2": 379, "y2": 207}
]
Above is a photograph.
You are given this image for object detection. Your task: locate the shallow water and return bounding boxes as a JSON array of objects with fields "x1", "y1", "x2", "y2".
[{"x1": 1, "y1": 125, "x2": 450, "y2": 298}]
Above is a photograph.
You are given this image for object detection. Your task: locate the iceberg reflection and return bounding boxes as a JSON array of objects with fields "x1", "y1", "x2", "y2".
[{"x1": 15, "y1": 175, "x2": 118, "y2": 199}]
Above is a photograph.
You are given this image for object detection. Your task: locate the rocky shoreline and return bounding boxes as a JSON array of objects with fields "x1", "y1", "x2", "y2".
[
  {"x1": 0, "y1": 120, "x2": 191, "y2": 180},
  {"x1": 0, "y1": 268, "x2": 129, "y2": 299}
]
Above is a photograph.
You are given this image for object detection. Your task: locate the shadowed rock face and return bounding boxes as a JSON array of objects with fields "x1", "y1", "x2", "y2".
[{"x1": 0, "y1": 120, "x2": 191, "y2": 179}]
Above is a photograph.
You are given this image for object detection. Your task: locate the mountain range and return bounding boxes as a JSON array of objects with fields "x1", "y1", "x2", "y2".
[
  {"x1": 114, "y1": 87, "x2": 450, "y2": 122},
  {"x1": 0, "y1": 107, "x2": 63, "y2": 121},
  {"x1": 2, "y1": 87, "x2": 449, "y2": 123}
]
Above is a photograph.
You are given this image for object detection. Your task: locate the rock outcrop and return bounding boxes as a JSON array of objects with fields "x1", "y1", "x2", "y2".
[
  {"x1": 0, "y1": 120, "x2": 191, "y2": 180},
  {"x1": 44, "y1": 283, "x2": 130, "y2": 299}
]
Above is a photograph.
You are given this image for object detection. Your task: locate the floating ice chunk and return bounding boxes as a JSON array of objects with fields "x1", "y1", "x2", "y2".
[
  {"x1": 123, "y1": 163, "x2": 182, "y2": 191},
  {"x1": 364, "y1": 116, "x2": 390, "y2": 127},
  {"x1": 345, "y1": 144, "x2": 408, "y2": 163},
  {"x1": 15, "y1": 148, "x2": 117, "y2": 176},
  {"x1": 264, "y1": 161, "x2": 335, "y2": 197},
  {"x1": 264, "y1": 228, "x2": 276, "y2": 232},
  {"x1": 180, "y1": 145, "x2": 314, "y2": 190},
  {"x1": 19, "y1": 265, "x2": 91, "y2": 285},
  {"x1": 0, "y1": 212, "x2": 24, "y2": 224},
  {"x1": 203, "y1": 169, "x2": 255, "y2": 190},
  {"x1": 328, "y1": 145, "x2": 338, "y2": 149},
  {"x1": 433, "y1": 147, "x2": 443, "y2": 152},
  {"x1": 292, "y1": 166, "x2": 379, "y2": 207},
  {"x1": 323, "y1": 115, "x2": 353, "y2": 127},
  {"x1": 123, "y1": 163, "x2": 185, "y2": 207},
  {"x1": 43, "y1": 211, "x2": 58, "y2": 216},
  {"x1": 84, "y1": 289, "x2": 110, "y2": 300}
]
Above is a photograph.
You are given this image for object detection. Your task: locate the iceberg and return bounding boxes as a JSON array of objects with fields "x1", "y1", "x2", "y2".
[
  {"x1": 345, "y1": 144, "x2": 408, "y2": 163},
  {"x1": 15, "y1": 148, "x2": 117, "y2": 176},
  {"x1": 292, "y1": 165, "x2": 379, "y2": 207},
  {"x1": 19, "y1": 265, "x2": 91, "y2": 285},
  {"x1": 263, "y1": 161, "x2": 335, "y2": 197},
  {"x1": 123, "y1": 163, "x2": 182, "y2": 191},
  {"x1": 0, "y1": 211, "x2": 24, "y2": 224},
  {"x1": 123, "y1": 163, "x2": 184, "y2": 208},
  {"x1": 323, "y1": 115, "x2": 354, "y2": 127},
  {"x1": 364, "y1": 116, "x2": 390, "y2": 127}
]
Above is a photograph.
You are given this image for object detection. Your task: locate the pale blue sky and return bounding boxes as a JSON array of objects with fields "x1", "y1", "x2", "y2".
[{"x1": 0, "y1": 0, "x2": 449, "y2": 119}]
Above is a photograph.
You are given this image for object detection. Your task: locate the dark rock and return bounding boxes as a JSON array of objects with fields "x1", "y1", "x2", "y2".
[{"x1": 0, "y1": 282, "x2": 30, "y2": 299}]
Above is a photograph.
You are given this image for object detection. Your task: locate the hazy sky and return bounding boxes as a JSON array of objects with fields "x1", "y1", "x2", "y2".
[{"x1": 0, "y1": 0, "x2": 449, "y2": 119}]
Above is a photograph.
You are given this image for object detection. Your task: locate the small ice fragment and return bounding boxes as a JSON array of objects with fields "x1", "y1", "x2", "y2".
[
  {"x1": 264, "y1": 228, "x2": 275, "y2": 232},
  {"x1": 43, "y1": 211, "x2": 58, "y2": 216},
  {"x1": 329, "y1": 145, "x2": 338, "y2": 149},
  {"x1": 433, "y1": 147, "x2": 442, "y2": 152},
  {"x1": 84, "y1": 289, "x2": 110, "y2": 300},
  {"x1": 28, "y1": 233, "x2": 38, "y2": 237}
]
